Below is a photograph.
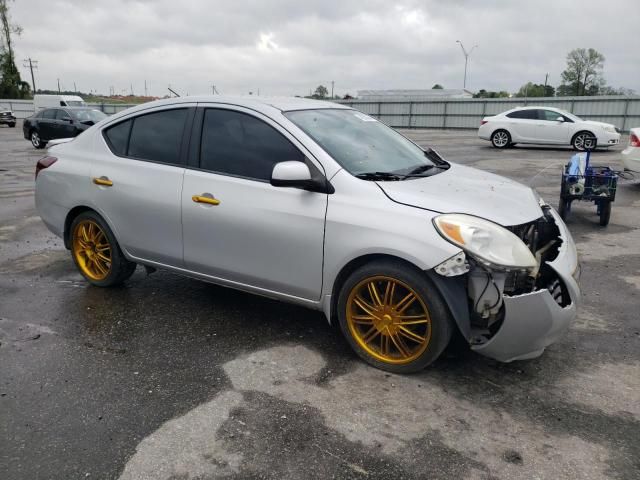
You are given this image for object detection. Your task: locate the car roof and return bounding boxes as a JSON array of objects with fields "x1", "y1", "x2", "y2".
[
  {"x1": 506, "y1": 106, "x2": 563, "y2": 112},
  {"x1": 119, "y1": 95, "x2": 349, "y2": 114}
]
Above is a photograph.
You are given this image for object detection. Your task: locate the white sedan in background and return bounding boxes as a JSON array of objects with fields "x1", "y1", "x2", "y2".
[
  {"x1": 479, "y1": 106, "x2": 621, "y2": 150},
  {"x1": 621, "y1": 127, "x2": 640, "y2": 172}
]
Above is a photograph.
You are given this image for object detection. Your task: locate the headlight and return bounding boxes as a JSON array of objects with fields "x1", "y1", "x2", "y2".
[
  {"x1": 604, "y1": 125, "x2": 617, "y2": 134},
  {"x1": 433, "y1": 214, "x2": 537, "y2": 270}
]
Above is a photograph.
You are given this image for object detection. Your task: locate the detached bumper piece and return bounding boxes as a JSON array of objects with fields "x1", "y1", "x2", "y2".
[{"x1": 469, "y1": 207, "x2": 580, "y2": 362}]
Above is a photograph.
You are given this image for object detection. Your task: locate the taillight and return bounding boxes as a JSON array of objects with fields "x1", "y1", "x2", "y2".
[
  {"x1": 35, "y1": 156, "x2": 57, "y2": 179},
  {"x1": 481, "y1": 120, "x2": 488, "y2": 125},
  {"x1": 630, "y1": 133, "x2": 640, "y2": 147}
]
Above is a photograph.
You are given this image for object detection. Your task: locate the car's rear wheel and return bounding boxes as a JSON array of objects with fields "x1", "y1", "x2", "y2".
[
  {"x1": 491, "y1": 129, "x2": 511, "y2": 149},
  {"x1": 572, "y1": 131, "x2": 594, "y2": 151},
  {"x1": 337, "y1": 260, "x2": 453, "y2": 373},
  {"x1": 31, "y1": 130, "x2": 45, "y2": 149},
  {"x1": 70, "y1": 211, "x2": 136, "y2": 287},
  {"x1": 9, "y1": 122, "x2": 15, "y2": 128}
]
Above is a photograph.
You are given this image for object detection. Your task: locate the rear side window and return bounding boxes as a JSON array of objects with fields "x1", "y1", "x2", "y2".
[
  {"x1": 104, "y1": 120, "x2": 132, "y2": 156},
  {"x1": 506, "y1": 110, "x2": 538, "y2": 120},
  {"x1": 42, "y1": 109, "x2": 57, "y2": 119},
  {"x1": 128, "y1": 109, "x2": 188, "y2": 164},
  {"x1": 200, "y1": 109, "x2": 304, "y2": 181},
  {"x1": 102, "y1": 109, "x2": 187, "y2": 164}
]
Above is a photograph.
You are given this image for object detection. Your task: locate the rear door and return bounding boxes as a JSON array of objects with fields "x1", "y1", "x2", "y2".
[
  {"x1": 505, "y1": 109, "x2": 538, "y2": 142},
  {"x1": 91, "y1": 105, "x2": 195, "y2": 266},
  {"x1": 39, "y1": 109, "x2": 58, "y2": 140},
  {"x1": 535, "y1": 109, "x2": 571, "y2": 144},
  {"x1": 181, "y1": 106, "x2": 327, "y2": 300}
]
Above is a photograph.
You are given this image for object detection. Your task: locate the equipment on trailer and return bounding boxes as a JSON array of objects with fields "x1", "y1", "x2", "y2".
[{"x1": 559, "y1": 136, "x2": 618, "y2": 226}]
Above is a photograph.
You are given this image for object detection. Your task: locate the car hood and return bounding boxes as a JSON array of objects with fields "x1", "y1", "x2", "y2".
[{"x1": 377, "y1": 163, "x2": 542, "y2": 226}]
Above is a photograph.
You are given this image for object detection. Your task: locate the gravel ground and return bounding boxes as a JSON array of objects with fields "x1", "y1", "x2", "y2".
[{"x1": 1, "y1": 125, "x2": 638, "y2": 480}]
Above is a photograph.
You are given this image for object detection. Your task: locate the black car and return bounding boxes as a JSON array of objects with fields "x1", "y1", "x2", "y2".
[
  {"x1": 0, "y1": 109, "x2": 16, "y2": 127},
  {"x1": 23, "y1": 107, "x2": 107, "y2": 149}
]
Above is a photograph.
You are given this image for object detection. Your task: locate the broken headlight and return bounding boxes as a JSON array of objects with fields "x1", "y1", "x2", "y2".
[{"x1": 433, "y1": 214, "x2": 537, "y2": 271}]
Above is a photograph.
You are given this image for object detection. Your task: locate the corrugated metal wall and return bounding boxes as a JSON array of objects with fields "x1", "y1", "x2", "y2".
[
  {"x1": 2, "y1": 96, "x2": 639, "y2": 132},
  {"x1": 337, "y1": 96, "x2": 640, "y2": 132}
]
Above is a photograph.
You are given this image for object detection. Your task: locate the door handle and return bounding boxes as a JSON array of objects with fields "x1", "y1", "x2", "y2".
[
  {"x1": 93, "y1": 176, "x2": 113, "y2": 187},
  {"x1": 192, "y1": 194, "x2": 220, "y2": 206}
]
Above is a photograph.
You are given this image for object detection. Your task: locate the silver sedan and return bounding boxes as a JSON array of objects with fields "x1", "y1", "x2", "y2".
[{"x1": 35, "y1": 96, "x2": 580, "y2": 373}]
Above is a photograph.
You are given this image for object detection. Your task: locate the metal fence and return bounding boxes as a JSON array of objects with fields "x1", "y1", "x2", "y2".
[
  {"x1": 0, "y1": 99, "x2": 137, "y2": 120},
  {"x1": 336, "y1": 95, "x2": 640, "y2": 132},
  {"x1": 3, "y1": 95, "x2": 640, "y2": 132}
]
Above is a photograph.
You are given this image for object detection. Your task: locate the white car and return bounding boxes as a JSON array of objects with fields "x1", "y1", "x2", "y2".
[
  {"x1": 621, "y1": 127, "x2": 640, "y2": 172},
  {"x1": 479, "y1": 106, "x2": 621, "y2": 150}
]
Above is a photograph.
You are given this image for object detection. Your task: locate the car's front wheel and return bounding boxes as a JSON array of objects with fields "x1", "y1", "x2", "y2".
[
  {"x1": 31, "y1": 130, "x2": 45, "y2": 149},
  {"x1": 337, "y1": 260, "x2": 453, "y2": 373},
  {"x1": 491, "y1": 129, "x2": 511, "y2": 149},
  {"x1": 572, "y1": 131, "x2": 595, "y2": 151},
  {"x1": 70, "y1": 211, "x2": 136, "y2": 287}
]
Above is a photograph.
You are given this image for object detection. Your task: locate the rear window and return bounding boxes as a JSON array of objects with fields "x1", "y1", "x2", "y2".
[
  {"x1": 506, "y1": 110, "x2": 538, "y2": 120},
  {"x1": 102, "y1": 109, "x2": 188, "y2": 165},
  {"x1": 104, "y1": 120, "x2": 132, "y2": 156}
]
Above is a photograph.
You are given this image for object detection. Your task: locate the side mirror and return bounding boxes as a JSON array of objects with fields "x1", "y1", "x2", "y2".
[
  {"x1": 64, "y1": 117, "x2": 74, "y2": 123},
  {"x1": 271, "y1": 161, "x2": 333, "y2": 193},
  {"x1": 556, "y1": 116, "x2": 565, "y2": 122}
]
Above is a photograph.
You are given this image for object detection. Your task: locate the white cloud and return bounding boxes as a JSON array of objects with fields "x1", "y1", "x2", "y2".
[{"x1": 7, "y1": 0, "x2": 639, "y2": 97}]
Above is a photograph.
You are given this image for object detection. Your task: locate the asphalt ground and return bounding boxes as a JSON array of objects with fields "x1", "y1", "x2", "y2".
[{"x1": 1, "y1": 125, "x2": 638, "y2": 480}]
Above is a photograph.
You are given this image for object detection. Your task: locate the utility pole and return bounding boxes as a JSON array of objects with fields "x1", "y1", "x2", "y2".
[
  {"x1": 455, "y1": 40, "x2": 478, "y2": 90},
  {"x1": 331, "y1": 80, "x2": 334, "y2": 98},
  {"x1": 144, "y1": 80, "x2": 148, "y2": 97},
  {"x1": 74, "y1": 82, "x2": 77, "y2": 93},
  {"x1": 130, "y1": 83, "x2": 134, "y2": 96},
  {"x1": 22, "y1": 58, "x2": 38, "y2": 94},
  {"x1": 57, "y1": 78, "x2": 61, "y2": 93},
  {"x1": 212, "y1": 84, "x2": 215, "y2": 95},
  {"x1": 544, "y1": 73, "x2": 549, "y2": 96}
]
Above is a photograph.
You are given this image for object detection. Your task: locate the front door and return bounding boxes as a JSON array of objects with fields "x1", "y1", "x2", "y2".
[
  {"x1": 90, "y1": 106, "x2": 194, "y2": 266},
  {"x1": 182, "y1": 106, "x2": 327, "y2": 301},
  {"x1": 55, "y1": 109, "x2": 76, "y2": 138},
  {"x1": 535, "y1": 109, "x2": 571, "y2": 144}
]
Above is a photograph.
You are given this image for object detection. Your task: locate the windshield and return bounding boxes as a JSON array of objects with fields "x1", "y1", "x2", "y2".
[
  {"x1": 66, "y1": 101, "x2": 86, "y2": 107},
  {"x1": 71, "y1": 109, "x2": 107, "y2": 123},
  {"x1": 285, "y1": 109, "x2": 438, "y2": 176}
]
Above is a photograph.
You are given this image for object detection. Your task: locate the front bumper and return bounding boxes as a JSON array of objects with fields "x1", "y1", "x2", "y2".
[
  {"x1": 471, "y1": 209, "x2": 580, "y2": 362},
  {"x1": 599, "y1": 131, "x2": 620, "y2": 146}
]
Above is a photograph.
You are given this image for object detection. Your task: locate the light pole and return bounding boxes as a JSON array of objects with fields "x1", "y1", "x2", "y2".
[{"x1": 456, "y1": 40, "x2": 478, "y2": 90}]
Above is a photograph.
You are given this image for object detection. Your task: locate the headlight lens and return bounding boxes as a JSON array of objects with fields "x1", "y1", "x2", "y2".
[
  {"x1": 433, "y1": 214, "x2": 537, "y2": 270},
  {"x1": 604, "y1": 125, "x2": 616, "y2": 134}
]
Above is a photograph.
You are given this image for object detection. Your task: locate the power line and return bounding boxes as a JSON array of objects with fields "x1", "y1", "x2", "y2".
[{"x1": 22, "y1": 58, "x2": 38, "y2": 93}]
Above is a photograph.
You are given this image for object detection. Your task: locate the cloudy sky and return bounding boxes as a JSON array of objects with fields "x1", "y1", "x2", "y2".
[{"x1": 8, "y1": 0, "x2": 640, "y2": 97}]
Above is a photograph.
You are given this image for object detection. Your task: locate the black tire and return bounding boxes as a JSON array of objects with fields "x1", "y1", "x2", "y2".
[
  {"x1": 69, "y1": 211, "x2": 136, "y2": 287},
  {"x1": 599, "y1": 201, "x2": 611, "y2": 226},
  {"x1": 337, "y1": 259, "x2": 453, "y2": 373},
  {"x1": 30, "y1": 130, "x2": 45, "y2": 149},
  {"x1": 9, "y1": 122, "x2": 16, "y2": 128},
  {"x1": 572, "y1": 131, "x2": 594, "y2": 151},
  {"x1": 558, "y1": 198, "x2": 570, "y2": 220},
  {"x1": 491, "y1": 130, "x2": 511, "y2": 149}
]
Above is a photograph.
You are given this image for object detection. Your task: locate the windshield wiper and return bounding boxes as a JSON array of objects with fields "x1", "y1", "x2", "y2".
[{"x1": 355, "y1": 171, "x2": 403, "y2": 181}]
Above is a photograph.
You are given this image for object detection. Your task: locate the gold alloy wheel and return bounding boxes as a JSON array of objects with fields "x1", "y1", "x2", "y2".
[
  {"x1": 346, "y1": 276, "x2": 432, "y2": 365},
  {"x1": 72, "y1": 220, "x2": 112, "y2": 281}
]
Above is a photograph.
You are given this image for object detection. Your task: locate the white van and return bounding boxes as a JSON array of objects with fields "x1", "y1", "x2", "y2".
[{"x1": 33, "y1": 95, "x2": 87, "y2": 110}]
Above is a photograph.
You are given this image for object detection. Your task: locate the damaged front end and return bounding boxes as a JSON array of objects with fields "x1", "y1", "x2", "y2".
[{"x1": 432, "y1": 205, "x2": 580, "y2": 362}]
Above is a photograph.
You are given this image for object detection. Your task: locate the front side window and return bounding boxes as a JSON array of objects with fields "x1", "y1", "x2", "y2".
[
  {"x1": 285, "y1": 109, "x2": 437, "y2": 176},
  {"x1": 55, "y1": 110, "x2": 72, "y2": 121},
  {"x1": 42, "y1": 109, "x2": 57, "y2": 120},
  {"x1": 200, "y1": 109, "x2": 304, "y2": 181},
  {"x1": 71, "y1": 109, "x2": 107, "y2": 124}
]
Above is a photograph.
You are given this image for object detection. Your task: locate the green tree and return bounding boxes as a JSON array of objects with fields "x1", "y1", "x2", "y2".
[
  {"x1": 432, "y1": 84, "x2": 444, "y2": 89},
  {"x1": 473, "y1": 89, "x2": 509, "y2": 98},
  {"x1": 558, "y1": 48, "x2": 605, "y2": 96},
  {"x1": 0, "y1": 0, "x2": 29, "y2": 98},
  {"x1": 515, "y1": 82, "x2": 555, "y2": 97},
  {"x1": 313, "y1": 85, "x2": 328, "y2": 99}
]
